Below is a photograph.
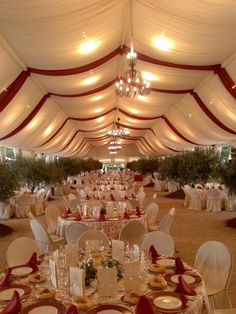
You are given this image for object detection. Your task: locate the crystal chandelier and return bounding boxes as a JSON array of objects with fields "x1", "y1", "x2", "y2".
[
  {"x1": 116, "y1": 46, "x2": 151, "y2": 98},
  {"x1": 107, "y1": 118, "x2": 129, "y2": 137}
]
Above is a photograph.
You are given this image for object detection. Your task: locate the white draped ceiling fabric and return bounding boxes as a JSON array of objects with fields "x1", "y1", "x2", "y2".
[{"x1": 0, "y1": 0, "x2": 236, "y2": 158}]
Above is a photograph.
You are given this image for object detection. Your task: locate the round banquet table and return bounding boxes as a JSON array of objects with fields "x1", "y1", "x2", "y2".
[
  {"x1": 57, "y1": 214, "x2": 148, "y2": 239},
  {"x1": 1, "y1": 251, "x2": 210, "y2": 314}
]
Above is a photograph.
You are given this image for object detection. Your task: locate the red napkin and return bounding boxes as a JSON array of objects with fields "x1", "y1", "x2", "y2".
[
  {"x1": 149, "y1": 245, "x2": 160, "y2": 263},
  {"x1": 26, "y1": 252, "x2": 39, "y2": 272},
  {"x1": 174, "y1": 275, "x2": 197, "y2": 296},
  {"x1": 0, "y1": 268, "x2": 12, "y2": 287},
  {"x1": 62, "y1": 212, "x2": 69, "y2": 218},
  {"x1": 110, "y1": 194, "x2": 116, "y2": 201},
  {"x1": 85, "y1": 195, "x2": 90, "y2": 200},
  {"x1": 66, "y1": 304, "x2": 79, "y2": 314},
  {"x1": 124, "y1": 195, "x2": 129, "y2": 200},
  {"x1": 123, "y1": 211, "x2": 130, "y2": 219},
  {"x1": 93, "y1": 187, "x2": 97, "y2": 191},
  {"x1": 136, "y1": 206, "x2": 141, "y2": 216},
  {"x1": 74, "y1": 213, "x2": 82, "y2": 221},
  {"x1": 135, "y1": 295, "x2": 155, "y2": 314},
  {"x1": 66, "y1": 208, "x2": 72, "y2": 214},
  {"x1": 132, "y1": 193, "x2": 136, "y2": 198},
  {"x1": 218, "y1": 186, "x2": 223, "y2": 190},
  {"x1": 0, "y1": 291, "x2": 22, "y2": 314},
  {"x1": 98, "y1": 213, "x2": 106, "y2": 221},
  {"x1": 175, "y1": 257, "x2": 188, "y2": 274}
]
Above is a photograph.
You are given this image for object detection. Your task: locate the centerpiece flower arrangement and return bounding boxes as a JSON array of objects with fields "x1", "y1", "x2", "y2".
[{"x1": 78, "y1": 257, "x2": 123, "y2": 287}]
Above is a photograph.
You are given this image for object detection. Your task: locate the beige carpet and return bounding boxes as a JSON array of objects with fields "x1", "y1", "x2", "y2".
[{"x1": 0, "y1": 189, "x2": 235, "y2": 307}]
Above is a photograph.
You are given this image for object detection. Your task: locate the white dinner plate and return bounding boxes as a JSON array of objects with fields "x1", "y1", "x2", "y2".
[
  {"x1": 29, "y1": 305, "x2": 58, "y2": 314},
  {"x1": 0, "y1": 288, "x2": 24, "y2": 301},
  {"x1": 11, "y1": 266, "x2": 33, "y2": 277},
  {"x1": 153, "y1": 295, "x2": 182, "y2": 309},
  {"x1": 129, "y1": 214, "x2": 138, "y2": 218},
  {"x1": 156, "y1": 258, "x2": 175, "y2": 268},
  {"x1": 84, "y1": 218, "x2": 96, "y2": 222},
  {"x1": 171, "y1": 274, "x2": 195, "y2": 284},
  {"x1": 97, "y1": 311, "x2": 122, "y2": 314}
]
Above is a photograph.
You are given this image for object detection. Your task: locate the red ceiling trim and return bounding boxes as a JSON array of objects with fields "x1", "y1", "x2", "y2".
[
  {"x1": 55, "y1": 130, "x2": 80, "y2": 154},
  {"x1": 163, "y1": 144, "x2": 182, "y2": 153},
  {"x1": 215, "y1": 67, "x2": 236, "y2": 99},
  {"x1": 151, "y1": 87, "x2": 193, "y2": 94},
  {"x1": 49, "y1": 79, "x2": 116, "y2": 97},
  {"x1": 40, "y1": 118, "x2": 70, "y2": 146},
  {"x1": 191, "y1": 91, "x2": 236, "y2": 135},
  {"x1": 70, "y1": 107, "x2": 116, "y2": 121},
  {"x1": 0, "y1": 94, "x2": 49, "y2": 141},
  {"x1": 122, "y1": 45, "x2": 221, "y2": 71},
  {"x1": 162, "y1": 116, "x2": 202, "y2": 145},
  {"x1": 28, "y1": 47, "x2": 122, "y2": 76},
  {"x1": 0, "y1": 70, "x2": 30, "y2": 113}
]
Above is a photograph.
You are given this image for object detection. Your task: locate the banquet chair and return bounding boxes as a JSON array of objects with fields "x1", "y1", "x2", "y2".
[
  {"x1": 143, "y1": 193, "x2": 157, "y2": 209},
  {"x1": 69, "y1": 198, "x2": 81, "y2": 210},
  {"x1": 158, "y1": 213, "x2": 174, "y2": 234},
  {"x1": 54, "y1": 185, "x2": 64, "y2": 196},
  {"x1": 63, "y1": 195, "x2": 69, "y2": 209},
  {"x1": 141, "y1": 231, "x2": 175, "y2": 256},
  {"x1": 137, "y1": 191, "x2": 146, "y2": 206},
  {"x1": 223, "y1": 197, "x2": 236, "y2": 211},
  {"x1": 65, "y1": 223, "x2": 90, "y2": 244},
  {"x1": 183, "y1": 185, "x2": 191, "y2": 207},
  {"x1": 6, "y1": 236, "x2": 40, "y2": 267},
  {"x1": 77, "y1": 230, "x2": 110, "y2": 248},
  {"x1": 167, "y1": 180, "x2": 179, "y2": 193},
  {"x1": 188, "y1": 188, "x2": 205, "y2": 210},
  {"x1": 193, "y1": 241, "x2": 232, "y2": 310},
  {"x1": 118, "y1": 221, "x2": 146, "y2": 246},
  {"x1": 154, "y1": 179, "x2": 163, "y2": 192},
  {"x1": 45, "y1": 205, "x2": 61, "y2": 235},
  {"x1": 31, "y1": 190, "x2": 45, "y2": 216},
  {"x1": 168, "y1": 207, "x2": 176, "y2": 216},
  {"x1": 68, "y1": 193, "x2": 77, "y2": 203},
  {"x1": 30, "y1": 218, "x2": 65, "y2": 253},
  {"x1": 0, "y1": 203, "x2": 14, "y2": 220},
  {"x1": 14, "y1": 194, "x2": 33, "y2": 218},
  {"x1": 206, "y1": 189, "x2": 222, "y2": 212},
  {"x1": 146, "y1": 202, "x2": 159, "y2": 231},
  {"x1": 129, "y1": 198, "x2": 138, "y2": 209}
]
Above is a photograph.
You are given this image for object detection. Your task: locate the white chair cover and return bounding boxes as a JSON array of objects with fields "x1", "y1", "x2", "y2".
[
  {"x1": 77, "y1": 229, "x2": 110, "y2": 248},
  {"x1": 193, "y1": 241, "x2": 232, "y2": 310},
  {"x1": 137, "y1": 191, "x2": 146, "y2": 205},
  {"x1": 146, "y1": 202, "x2": 159, "y2": 231},
  {"x1": 0, "y1": 202, "x2": 14, "y2": 219},
  {"x1": 183, "y1": 185, "x2": 191, "y2": 207},
  {"x1": 168, "y1": 207, "x2": 176, "y2": 216},
  {"x1": 63, "y1": 195, "x2": 69, "y2": 209},
  {"x1": 223, "y1": 196, "x2": 236, "y2": 211},
  {"x1": 31, "y1": 191, "x2": 45, "y2": 216},
  {"x1": 206, "y1": 189, "x2": 222, "y2": 212},
  {"x1": 142, "y1": 231, "x2": 175, "y2": 256},
  {"x1": 30, "y1": 218, "x2": 65, "y2": 253},
  {"x1": 158, "y1": 213, "x2": 173, "y2": 234},
  {"x1": 65, "y1": 223, "x2": 89, "y2": 244},
  {"x1": 188, "y1": 188, "x2": 205, "y2": 210},
  {"x1": 118, "y1": 220, "x2": 146, "y2": 246},
  {"x1": 6, "y1": 237, "x2": 39, "y2": 267},
  {"x1": 14, "y1": 194, "x2": 32, "y2": 218},
  {"x1": 54, "y1": 185, "x2": 64, "y2": 196},
  {"x1": 68, "y1": 193, "x2": 77, "y2": 203},
  {"x1": 154, "y1": 179, "x2": 164, "y2": 192},
  {"x1": 45, "y1": 205, "x2": 61, "y2": 235},
  {"x1": 167, "y1": 181, "x2": 179, "y2": 193},
  {"x1": 69, "y1": 198, "x2": 81, "y2": 210}
]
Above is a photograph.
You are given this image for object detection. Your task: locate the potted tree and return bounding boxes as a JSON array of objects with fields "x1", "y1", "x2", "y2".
[{"x1": 0, "y1": 161, "x2": 19, "y2": 219}]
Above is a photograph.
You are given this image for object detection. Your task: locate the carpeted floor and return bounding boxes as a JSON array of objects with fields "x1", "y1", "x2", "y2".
[{"x1": 0, "y1": 188, "x2": 235, "y2": 307}]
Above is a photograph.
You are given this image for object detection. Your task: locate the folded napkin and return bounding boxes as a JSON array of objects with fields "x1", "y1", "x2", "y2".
[
  {"x1": 218, "y1": 186, "x2": 223, "y2": 190},
  {"x1": 132, "y1": 193, "x2": 136, "y2": 198},
  {"x1": 62, "y1": 212, "x2": 69, "y2": 218},
  {"x1": 135, "y1": 295, "x2": 155, "y2": 314},
  {"x1": 1, "y1": 291, "x2": 22, "y2": 314},
  {"x1": 98, "y1": 213, "x2": 106, "y2": 221},
  {"x1": 0, "y1": 268, "x2": 12, "y2": 287},
  {"x1": 66, "y1": 208, "x2": 72, "y2": 214},
  {"x1": 175, "y1": 257, "x2": 188, "y2": 274},
  {"x1": 93, "y1": 187, "x2": 97, "y2": 191},
  {"x1": 26, "y1": 252, "x2": 39, "y2": 272},
  {"x1": 85, "y1": 195, "x2": 90, "y2": 200},
  {"x1": 124, "y1": 195, "x2": 129, "y2": 200},
  {"x1": 180, "y1": 293, "x2": 188, "y2": 308},
  {"x1": 174, "y1": 275, "x2": 197, "y2": 296},
  {"x1": 110, "y1": 194, "x2": 116, "y2": 201},
  {"x1": 136, "y1": 206, "x2": 141, "y2": 216},
  {"x1": 123, "y1": 211, "x2": 130, "y2": 219},
  {"x1": 149, "y1": 245, "x2": 160, "y2": 263},
  {"x1": 74, "y1": 213, "x2": 82, "y2": 221},
  {"x1": 66, "y1": 304, "x2": 79, "y2": 314}
]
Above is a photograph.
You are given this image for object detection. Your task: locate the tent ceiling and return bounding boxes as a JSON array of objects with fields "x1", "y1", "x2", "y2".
[{"x1": 0, "y1": 0, "x2": 235, "y2": 157}]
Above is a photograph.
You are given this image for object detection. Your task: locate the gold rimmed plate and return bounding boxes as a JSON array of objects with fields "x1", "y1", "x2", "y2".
[
  {"x1": 20, "y1": 300, "x2": 66, "y2": 314},
  {"x1": 149, "y1": 291, "x2": 189, "y2": 313},
  {"x1": 87, "y1": 304, "x2": 132, "y2": 314}
]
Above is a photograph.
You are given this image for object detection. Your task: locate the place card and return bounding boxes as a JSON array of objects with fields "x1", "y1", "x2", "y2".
[
  {"x1": 124, "y1": 260, "x2": 142, "y2": 292},
  {"x1": 65, "y1": 244, "x2": 79, "y2": 268},
  {"x1": 52, "y1": 249, "x2": 59, "y2": 262},
  {"x1": 49, "y1": 259, "x2": 58, "y2": 289},
  {"x1": 69, "y1": 267, "x2": 85, "y2": 296},
  {"x1": 97, "y1": 267, "x2": 117, "y2": 298},
  {"x1": 112, "y1": 240, "x2": 125, "y2": 265}
]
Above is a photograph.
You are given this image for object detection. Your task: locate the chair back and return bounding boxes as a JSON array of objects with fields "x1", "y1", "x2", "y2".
[
  {"x1": 30, "y1": 218, "x2": 52, "y2": 247},
  {"x1": 168, "y1": 207, "x2": 176, "y2": 216},
  {"x1": 63, "y1": 195, "x2": 69, "y2": 209},
  {"x1": 6, "y1": 236, "x2": 39, "y2": 267},
  {"x1": 142, "y1": 231, "x2": 175, "y2": 256},
  {"x1": 77, "y1": 229, "x2": 110, "y2": 248},
  {"x1": 65, "y1": 223, "x2": 90, "y2": 244},
  {"x1": 146, "y1": 203, "x2": 159, "y2": 226},
  {"x1": 118, "y1": 221, "x2": 146, "y2": 246},
  {"x1": 45, "y1": 205, "x2": 61, "y2": 233},
  {"x1": 37, "y1": 189, "x2": 45, "y2": 198},
  {"x1": 69, "y1": 198, "x2": 81, "y2": 210},
  {"x1": 189, "y1": 188, "x2": 201, "y2": 199},
  {"x1": 158, "y1": 213, "x2": 173, "y2": 233},
  {"x1": 193, "y1": 241, "x2": 232, "y2": 292},
  {"x1": 207, "y1": 189, "x2": 220, "y2": 200},
  {"x1": 68, "y1": 193, "x2": 77, "y2": 203}
]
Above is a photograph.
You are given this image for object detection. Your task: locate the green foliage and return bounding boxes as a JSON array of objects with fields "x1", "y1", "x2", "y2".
[
  {"x1": 126, "y1": 157, "x2": 160, "y2": 175},
  {"x1": 215, "y1": 148, "x2": 236, "y2": 195},
  {"x1": 0, "y1": 161, "x2": 19, "y2": 202}
]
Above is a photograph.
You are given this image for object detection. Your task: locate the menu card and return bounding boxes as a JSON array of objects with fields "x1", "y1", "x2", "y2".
[
  {"x1": 97, "y1": 268, "x2": 117, "y2": 298},
  {"x1": 112, "y1": 240, "x2": 125, "y2": 265},
  {"x1": 65, "y1": 244, "x2": 79, "y2": 268},
  {"x1": 49, "y1": 259, "x2": 58, "y2": 289},
  {"x1": 69, "y1": 267, "x2": 85, "y2": 296},
  {"x1": 124, "y1": 260, "x2": 142, "y2": 292}
]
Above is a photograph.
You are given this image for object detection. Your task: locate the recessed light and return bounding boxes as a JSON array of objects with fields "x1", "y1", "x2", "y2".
[
  {"x1": 91, "y1": 95, "x2": 103, "y2": 101},
  {"x1": 152, "y1": 35, "x2": 173, "y2": 51},
  {"x1": 79, "y1": 40, "x2": 99, "y2": 54},
  {"x1": 81, "y1": 76, "x2": 98, "y2": 86},
  {"x1": 142, "y1": 71, "x2": 159, "y2": 81}
]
